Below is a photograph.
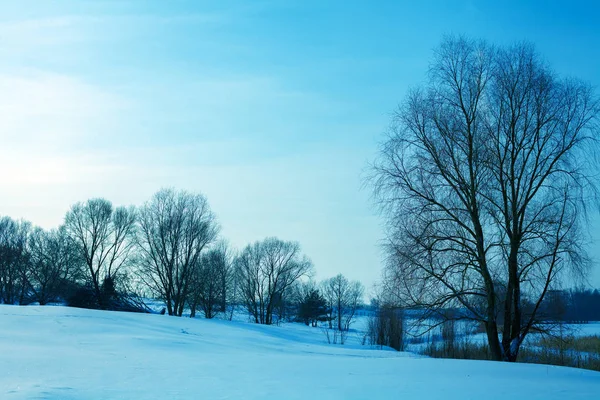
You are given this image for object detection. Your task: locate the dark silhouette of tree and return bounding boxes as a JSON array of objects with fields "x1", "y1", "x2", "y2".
[
  {"x1": 27, "y1": 226, "x2": 82, "y2": 305},
  {"x1": 65, "y1": 198, "x2": 137, "y2": 309},
  {"x1": 298, "y1": 288, "x2": 330, "y2": 327},
  {"x1": 321, "y1": 274, "x2": 364, "y2": 332},
  {"x1": 189, "y1": 241, "x2": 233, "y2": 318},
  {"x1": 236, "y1": 237, "x2": 313, "y2": 325},
  {"x1": 137, "y1": 188, "x2": 219, "y2": 316},
  {"x1": 0, "y1": 216, "x2": 30, "y2": 304},
  {"x1": 370, "y1": 36, "x2": 599, "y2": 361}
]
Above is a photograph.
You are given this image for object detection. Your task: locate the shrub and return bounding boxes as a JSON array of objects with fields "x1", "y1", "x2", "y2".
[
  {"x1": 67, "y1": 285, "x2": 99, "y2": 309},
  {"x1": 67, "y1": 275, "x2": 149, "y2": 313},
  {"x1": 419, "y1": 329, "x2": 600, "y2": 372},
  {"x1": 519, "y1": 334, "x2": 600, "y2": 371},
  {"x1": 297, "y1": 289, "x2": 330, "y2": 327},
  {"x1": 367, "y1": 306, "x2": 405, "y2": 351}
]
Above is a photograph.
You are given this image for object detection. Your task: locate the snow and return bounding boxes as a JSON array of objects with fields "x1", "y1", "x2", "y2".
[
  {"x1": 571, "y1": 322, "x2": 600, "y2": 337},
  {"x1": 1, "y1": 306, "x2": 599, "y2": 399}
]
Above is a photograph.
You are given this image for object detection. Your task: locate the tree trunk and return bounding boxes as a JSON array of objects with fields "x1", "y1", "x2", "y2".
[
  {"x1": 93, "y1": 277, "x2": 104, "y2": 309},
  {"x1": 502, "y1": 241, "x2": 520, "y2": 361},
  {"x1": 166, "y1": 296, "x2": 174, "y2": 316},
  {"x1": 484, "y1": 320, "x2": 502, "y2": 361}
]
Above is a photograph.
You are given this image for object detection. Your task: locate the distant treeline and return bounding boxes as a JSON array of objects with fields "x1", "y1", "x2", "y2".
[
  {"x1": 0, "y1": 188, "x2": 364, "y2": 331},
  {"x1": 541, "y1": 289, "x2": 600, "y2": 323}
]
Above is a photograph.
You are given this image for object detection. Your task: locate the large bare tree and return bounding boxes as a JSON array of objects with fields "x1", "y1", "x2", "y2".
[
  {"x1": 188, "y1": 241, "x2": 233, "y2": 318},
  {"x1": 27, "y1": 226, "x2": 82, "y2": 305},
  {"x1": 236, "y1": 237, "x2": 313, "y2": 325},
  {"x1": 65, "y1": 198, "x2": 137, "y2": 309},
  {"x1": 371, "y1": 36, "x2": 599, "y2": 361},
  {"x1": 0, "y1": 216, "x2": 30, "y2": 304},
  {"x1": 137, "y1": 188, "x2": 219, "y2": 316}
]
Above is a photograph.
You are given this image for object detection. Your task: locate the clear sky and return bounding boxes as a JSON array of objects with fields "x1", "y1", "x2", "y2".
[{"x1": 1, "y1": 0, "x2": 599, "y2": 292}]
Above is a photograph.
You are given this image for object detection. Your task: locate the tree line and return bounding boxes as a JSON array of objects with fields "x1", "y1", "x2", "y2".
[
  {"x1": 0, "y1": 188, "x2": 363, "y2": 330},
  {"x1": 540, "y1": 288, "x2": 600, "y2": 323}
]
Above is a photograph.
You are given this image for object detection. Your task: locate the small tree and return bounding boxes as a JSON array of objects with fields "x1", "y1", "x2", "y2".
[
  {"x1": 65, "y1": 198, "x2": 137, "y2": 309},
  {"x1": 298, "y1": 289, "x2": 330, "y2": 327},
  {"x1": 367, "y1": 305, "x2": 405, "y2": 351},
  {"x1": 321, "y1": 274, "x2": 364, "y2": 332},
  {"x1": 236, "y1": 237, "x2": 313, "y2": 325},
  {"x1": 27, "y1": 226, "x2": 82, "y2": 305},
  {"x1": 189, "y1": 242, "x2": 233, "y2": 318}
]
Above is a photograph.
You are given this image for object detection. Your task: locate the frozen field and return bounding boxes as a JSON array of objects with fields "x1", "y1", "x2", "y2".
[{"x1": 1, "y1": 306, "x2": 599, "y2": 399}]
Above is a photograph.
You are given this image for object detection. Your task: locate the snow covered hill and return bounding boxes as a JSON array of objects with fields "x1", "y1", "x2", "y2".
[{"x1": 1, "y1": 306, "x2": 599, "y2": 399}]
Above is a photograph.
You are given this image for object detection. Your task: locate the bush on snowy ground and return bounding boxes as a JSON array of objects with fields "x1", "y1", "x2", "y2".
[
  {"x1": 68, "y1": 275, "x2": 150, "y2": 313},
  {"x1": 297, "y1": 289, "x2": 330, "y2": 327},
  {"x1": 367, "y1": 306, "x2": 405, "y2": 351}
]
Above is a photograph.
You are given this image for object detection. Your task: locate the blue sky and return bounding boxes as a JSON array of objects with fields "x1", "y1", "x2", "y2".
[{"x1": 0, "y1": 0, "x2": 599, "y2": 290}]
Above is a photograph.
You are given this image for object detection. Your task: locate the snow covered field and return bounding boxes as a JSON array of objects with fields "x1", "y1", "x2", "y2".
[{"x1": 1, "y1": 306, "x2": 599, "y2": 399}]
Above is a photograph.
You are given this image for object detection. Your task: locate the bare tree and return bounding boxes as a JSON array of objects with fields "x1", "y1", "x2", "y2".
[
  {"x1": 189, "y1": 241, "x2": 233, "y2": 318},
  {"x1": 321, "y1": 274, "x2": 364, "y2": 332},
  {"x1": 236, "y1": 237, "x2": 313, "y2": 325},
  {"x1": 0, "y1": 216, "x2": 30, "y2": 304},
  {"x1": 371, "y1": 36, "x2": 599, "y2": 361},
  {"x1": 27, "y1": 226, "x2": 82, "y2": 305},
  {"x1": 137, "y1": 188, "x2": 219, "y2": 317},
  {"x1": 65, "y1": 198, "x2": 137, "y2": 309}
]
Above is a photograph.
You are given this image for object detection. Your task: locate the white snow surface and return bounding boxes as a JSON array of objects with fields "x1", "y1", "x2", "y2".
[{"x1": 1, "y1": 306, "x2": 599, "y2": 399}]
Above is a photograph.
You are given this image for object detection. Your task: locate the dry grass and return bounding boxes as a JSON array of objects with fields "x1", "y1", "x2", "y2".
[
  {"x1": 536, "y1": 334, "x2": 600, "y2": 354},
  {"x1": 423, "y1": 339, "x2": 493, "y2": 360},
  {"x1": 519, "y1": 335, "x2": 600, "y2": 371},
  {"x1": 419, "y1": 323, "x2": 600, "y2": 372}
]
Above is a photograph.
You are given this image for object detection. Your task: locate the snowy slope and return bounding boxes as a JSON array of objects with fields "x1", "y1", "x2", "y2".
[{"x1": 1, "y1": 306, "x2": 599, "y2": 399}]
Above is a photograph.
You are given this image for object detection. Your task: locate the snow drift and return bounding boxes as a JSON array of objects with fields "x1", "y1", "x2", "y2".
[{"x1": 1, "y1": 306, "x2": 599, "y2": 399}]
